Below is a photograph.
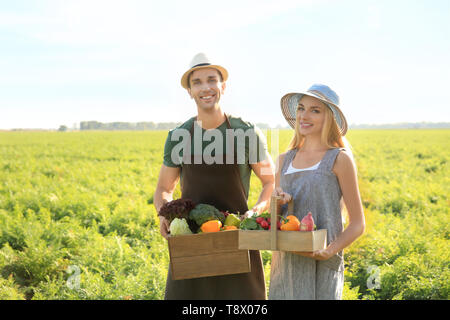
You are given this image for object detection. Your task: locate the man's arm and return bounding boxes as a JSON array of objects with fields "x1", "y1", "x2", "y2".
[
  {"x1": 154, "y1": 164, "x2": 181, "y2": 239},
  {"x1": 247, "y1": 152, "x2": 275, "y2": 216},
  {"x1": 273, "y1": 152, "x2": 292, "y2": 213}
]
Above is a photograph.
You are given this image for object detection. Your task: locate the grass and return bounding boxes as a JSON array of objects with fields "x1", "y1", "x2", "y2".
[{"x1": 0, "y1": 129, "x2": 448, "y2": 299}]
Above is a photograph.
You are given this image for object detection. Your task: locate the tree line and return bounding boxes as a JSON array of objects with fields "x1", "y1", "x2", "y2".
[
  {"x1": 65, "y1": 121, "x2": 280, "y2": 131},
  {"x1": 50, "y1": 121, "x2": 449, "y2": 132},
  {"x1": 349, "y1": 122, "x2": 450, "y2": 129},
  {"x1": 78, "y1": 121, "x2": 183, "y2": 131}
]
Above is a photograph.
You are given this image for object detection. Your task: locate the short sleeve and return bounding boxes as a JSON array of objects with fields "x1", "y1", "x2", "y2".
[
  {"x1": 163, "y1": 130, "x2": 181, "y2": 168},
  {"x1": 253, "y1": 125, "x2": 269, "y2": 163},
  {"x1": 228, "y1": 115, "x2": 269, "y2": 165},
  {"x1": 243, "y1": 124, "x2": 269, "y2": 165}
]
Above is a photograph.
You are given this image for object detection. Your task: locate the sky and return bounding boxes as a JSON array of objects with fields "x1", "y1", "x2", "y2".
[{"x1": 1, "y1": 0, "x2": 449, "y2": 129}]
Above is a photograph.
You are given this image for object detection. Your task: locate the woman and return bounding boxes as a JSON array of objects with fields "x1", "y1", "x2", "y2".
[{"x1": 269, "y1": 84, "x2": 365, "y2": 300}]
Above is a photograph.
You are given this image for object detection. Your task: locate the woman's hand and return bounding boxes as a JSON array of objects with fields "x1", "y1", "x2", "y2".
[
  {"x1": 273, "y1": 187, "x2": 292, "y2": 205},
  {"x1": 291, "y1": 248, "x2": 333, "y2": 261}
]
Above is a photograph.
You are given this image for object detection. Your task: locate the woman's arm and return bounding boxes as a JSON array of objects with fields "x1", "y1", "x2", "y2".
[
  {"x1": 294, "y1": 150, "x2": 365, "y2": 260},
  {"x1": 326, "y1": 150, "x2": 365, "y2": 255}
]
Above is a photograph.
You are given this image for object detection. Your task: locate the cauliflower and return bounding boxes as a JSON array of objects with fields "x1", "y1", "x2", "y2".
[{"x1": 169, "y1": 218, "x2": 193, "y2": 236}]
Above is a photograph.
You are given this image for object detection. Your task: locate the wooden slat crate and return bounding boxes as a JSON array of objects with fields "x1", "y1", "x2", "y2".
[
  {"x1": 168, "y1": 229, "x2": 251, "y2": 280},
  {"x1": 239, "y1": 196, "x2": 327, "y2": 252}
]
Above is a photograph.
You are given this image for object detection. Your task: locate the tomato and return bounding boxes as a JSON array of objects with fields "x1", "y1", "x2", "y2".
[{"x1": 260, "y1": 220, "x2": 269, "y2": 229}]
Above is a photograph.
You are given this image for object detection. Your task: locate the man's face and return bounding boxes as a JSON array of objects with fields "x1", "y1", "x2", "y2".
[{"x1": 187, "y1": 68, "x2": 226, "y2": 110}]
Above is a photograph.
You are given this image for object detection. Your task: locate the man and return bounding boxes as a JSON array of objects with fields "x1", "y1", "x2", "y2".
[{"x1": 154, "y1": 53, "x2": 275, "y2": 300}]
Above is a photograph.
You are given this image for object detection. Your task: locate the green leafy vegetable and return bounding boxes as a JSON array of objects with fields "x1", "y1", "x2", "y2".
[
  {"x1": 158, "y1": 198, "x2": 196, "y2": 223},
  {"x1": 240, "y1": 218, "x2": 259, "y2": 230},
  {"x1": 188, "y1": 204, "x2": 225, "y2": 227}
]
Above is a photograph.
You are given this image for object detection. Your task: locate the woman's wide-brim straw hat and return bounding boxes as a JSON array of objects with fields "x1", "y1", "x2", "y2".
[
  {"x1": 280, "y1": 84, "x2": 348, "y2": 136},
  {"x1": 181, "y1": 53, "x2": 228, "y2": 89}
]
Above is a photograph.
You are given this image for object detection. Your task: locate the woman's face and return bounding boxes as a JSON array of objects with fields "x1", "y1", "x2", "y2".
[{"x1": 296, "y1": 95, "x2": 327, "y2": 136}]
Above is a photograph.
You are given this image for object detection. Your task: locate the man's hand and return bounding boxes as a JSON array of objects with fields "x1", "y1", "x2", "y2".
[
  {"x1": 154, "y1": 164, "x2": 180, "y2": 240},
  {"x1": 158, "y1": 216, "x2": 170, "y2": 240},
  {"x1": 241, "y1": 209, "x2": 257, "y2": 220},
  {"x1": 248, "y1": 156, "x2": 275, "y2": 215}
]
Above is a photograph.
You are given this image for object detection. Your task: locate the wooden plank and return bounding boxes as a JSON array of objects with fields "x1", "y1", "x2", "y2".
[
  {"x1": 238, "y1": 229, "x2": 327, "y2": 252},
  {"x1": 238, "y1": 195, "x2": 327, "y2": 252},
  {"x1": 170, "y1": 250, "x2": 251, "y2": 280},
  {"x1": 238, "y1": 230, "x2": 271, "y2": 250},
  {"x1": 270, "y1": 195, "x2": 278, "y2": 250},
  {"x1": 168, "y1": 230, "x2": 239, "y2": 258},
  {"x1": 312, "y1": 229, "x2": 327, "y2": 251},
  {"x1": 168, "y1": 230, "x2": 252, "y2": 280}
]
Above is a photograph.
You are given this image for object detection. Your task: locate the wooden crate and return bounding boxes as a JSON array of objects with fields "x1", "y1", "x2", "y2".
[
  {"x1": 168, "y1": 229, "x2": 251, "y2": 280},
  {"x1": 238, "y1": 196, "x2": 327, "y2": 252}
]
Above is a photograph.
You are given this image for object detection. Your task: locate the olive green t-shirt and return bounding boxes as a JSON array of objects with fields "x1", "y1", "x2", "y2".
[{"x1": 163, "y1": 114, "x2": 268, "y2": 197}]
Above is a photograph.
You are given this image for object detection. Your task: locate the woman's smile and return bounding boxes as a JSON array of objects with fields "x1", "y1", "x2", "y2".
[{"x1": 300, "y1": 122, "x2": 313, "y2": 129}]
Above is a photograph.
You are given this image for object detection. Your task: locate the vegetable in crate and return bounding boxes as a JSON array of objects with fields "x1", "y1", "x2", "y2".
[
  {"x1": 189, "y1": 203, "x2": 225, "y2": 227},
  {"x1": 224, "y1": 213, "x2": 241, "y2": 228},
  {"x1": 240, "y1": 212, "x2": 272, "y2": 230},
  {"x1": 158, "y1": 198, "x2": 196, "y2": 222},
  {"x1": 200, "y1": 220, "x2": 222, "y2": 233},
  {"x1": 169, "y1": 218, "x2": 193, "y2": 236},
  {"x1": 299, "y1": 212, "x2": 316, "y2": 231},
  {"x1": 222, "y1": 225, "x2": 237, "y2": 230},
  {"x1": 280, "y1": 215, "x2": 301, "y2": 231},
  {"x1": 221, "y1": 210, "x2": 230, "y2": 218},
  {"x1": 239, "y1": 217, "x2": 259, "y2": 230},
  {"x1": 158, "y1": 198, "x2": 197, "y2": 233},
  {"x1": 260, "y1": 219, "x2": 269, "y2": 229}
]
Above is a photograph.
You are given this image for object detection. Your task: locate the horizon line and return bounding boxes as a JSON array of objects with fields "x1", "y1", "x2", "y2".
[{"x1": 1, "y1": 121, "x2": 449, "y2": 131}]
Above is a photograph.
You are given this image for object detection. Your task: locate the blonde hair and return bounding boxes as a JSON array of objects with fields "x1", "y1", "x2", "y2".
[
  {"x1": 287, "y1": 102, "x2": 354, "y2": 224},
  {"x1": 287, "y1": 104, "x2": 348, "y2": 150}
]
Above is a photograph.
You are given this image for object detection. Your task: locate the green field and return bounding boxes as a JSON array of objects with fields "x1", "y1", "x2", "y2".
[{"x1": 0, "y1": 129, "x2": 448, "y2": 300}]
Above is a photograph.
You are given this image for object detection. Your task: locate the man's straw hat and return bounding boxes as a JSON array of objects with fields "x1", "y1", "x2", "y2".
[{"x1": 181, "y1": 53, "x2": 228, "y2": 89}]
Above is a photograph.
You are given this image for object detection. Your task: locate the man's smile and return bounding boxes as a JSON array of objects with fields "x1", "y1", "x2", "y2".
[{"x1": 200, "y1": 94, "x2": 216, "y2": 101}]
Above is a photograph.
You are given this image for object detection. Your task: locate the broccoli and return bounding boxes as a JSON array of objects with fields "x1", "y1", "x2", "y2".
[{"x1": 189, "y1": 203, "x2": 225, "y2": 227}]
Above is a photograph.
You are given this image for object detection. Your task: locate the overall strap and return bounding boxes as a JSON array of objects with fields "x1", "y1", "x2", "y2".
[
  {"x1": 224, "y1": 113, "x2": 232, "y2": 129},
  {"x1": 318, "y1": 148, "x2": 345, "y2": 172},
  {"x1": 281, "y1": 148, "x2": 297, "y2": 175}
]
